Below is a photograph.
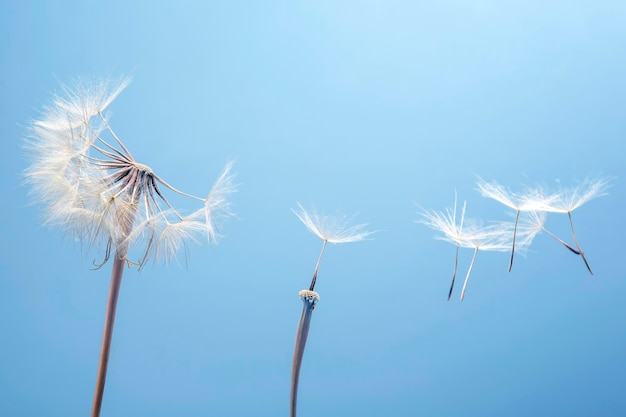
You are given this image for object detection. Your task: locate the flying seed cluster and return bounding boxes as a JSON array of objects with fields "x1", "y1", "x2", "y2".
[{"x1": 419, "y1": 177, "x2": 610, "y2": 301}]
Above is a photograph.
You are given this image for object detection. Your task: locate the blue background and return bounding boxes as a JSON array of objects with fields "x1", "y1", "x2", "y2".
[{"x1": 1, "y1": 1, "x2": 624, "y2": 416}]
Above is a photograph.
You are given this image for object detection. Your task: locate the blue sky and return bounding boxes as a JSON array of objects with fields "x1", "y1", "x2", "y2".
[{"x1": 1, "y1": 1, "x2": 624, "y2": 416}]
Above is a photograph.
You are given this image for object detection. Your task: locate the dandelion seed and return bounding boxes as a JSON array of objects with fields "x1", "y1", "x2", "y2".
[
  {"x1": 417, "y1": 193, "x2": 466, "y2": 300},
  {"x1": 535, "y1": 177, "x2": 611, "y2": 274},
  {"x1": 292, "y1": 202, "x2": 373, "y2": 291},
  {"x1": 289, "y1": 204, "x2": 373, "y2": 417},
  {"x1": 517, "y1": 210, "x2": 581, "y2": 255},
  {"x1": 24, "y1": 76, "x2": 235, "y2": 417},
  {"x1": 420, "y1": 197, "x2": 537, "y2": 301},
  {"x1": 476, "y1": 177, "x2": 548, "y2": 272}
]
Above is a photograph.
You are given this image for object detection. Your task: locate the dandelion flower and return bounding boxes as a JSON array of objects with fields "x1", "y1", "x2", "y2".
[
  {"x1": 24, "y1": 76, "x2": 235, "y2": 417},
  {"x1": 289, "y1": 203, "x2": 373, "y2": 417},
  {"x1": 535, "y1": 177, "x2": 611, "y2": 274}
]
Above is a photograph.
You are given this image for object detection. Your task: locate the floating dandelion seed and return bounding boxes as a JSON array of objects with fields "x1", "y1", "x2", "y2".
[
  {"x1": 290, "y1": 203, "x2": 373, "y2": 417},
  {"x1": 517, "y1": 210, "x2": 581, "y2": 255},
  {"x1": 535, "y1": 177, "x2": 611, "y2": 275},
  {"x1": 420, "y1": 197, "x2": 539, "y2": 301},
  {"x1": 24, "y1": 77, "x2": 236, "y2": 417},
  {"x1": 476, "y1": 177, "x2": 548, "y2": 272},
  {"x1": 417, "y1": 193, "x2": 466, "y2": 300}
]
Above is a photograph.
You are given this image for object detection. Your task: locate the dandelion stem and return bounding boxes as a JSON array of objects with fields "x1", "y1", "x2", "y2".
[
  {"x1": 508, "y1": 210, "x2": 520, "y2": 272},
  {"x1": 290, "y1": 292, "x2": 318, "y2": 417},
  {"x1": 447, "y1": 245, "x2": 459, "y2": 301},
  {"x1": 567, "y1": 211, "x2": 593, "y2": 275},
  {"x1": 91, "y1": 253, "x2": 126, "y2": 417},
  {"x1": 309, "y1": 240, "x2": 328, "y2": 291},
  {"x1": 460, "y1": 247, "x2": 479, "y2": 301}
]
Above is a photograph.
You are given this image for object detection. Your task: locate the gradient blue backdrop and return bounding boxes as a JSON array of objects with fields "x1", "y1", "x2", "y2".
[{"x1": 1, "y1": 1, "x2": 624, "y2": 416}]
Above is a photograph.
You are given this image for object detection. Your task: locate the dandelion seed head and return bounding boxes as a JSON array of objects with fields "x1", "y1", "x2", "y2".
[{"x1": 24, "y1": 76, "x2": 235, "y2": 268}]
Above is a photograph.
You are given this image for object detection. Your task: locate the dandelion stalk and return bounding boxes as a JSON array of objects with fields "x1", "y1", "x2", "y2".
[
  {"x1": 91, "y1": 253, "x2": 126, "y2": 417},
  {"x1": 290, "y1": 290, "x2": 319, "y2": 417},
  {"x1": 289, "y1": 204, "x2": 373, "y2": 417}
]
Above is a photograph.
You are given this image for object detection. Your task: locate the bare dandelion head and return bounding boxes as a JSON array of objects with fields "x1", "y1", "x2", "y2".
[
  {"x1": 24, "y1": 76, "x2": 236, "y2": 268},
  {"x1": 298, "y1": 289, "x2": 320, "y2": 302}
]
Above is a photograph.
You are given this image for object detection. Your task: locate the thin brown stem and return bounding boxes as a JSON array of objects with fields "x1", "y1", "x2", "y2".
[
  {"x1": 91, "y1": 253, "x2": 126, "y2": 417},
  {"x1": 460, "y1": 247, "x2": 479, "y2": 301},
  {"x1": 309, "y1": 240, "x2": 328, "y2": 291},
  {"x1": 568, "y1": 211, "x2": 593, "y2": 275}
]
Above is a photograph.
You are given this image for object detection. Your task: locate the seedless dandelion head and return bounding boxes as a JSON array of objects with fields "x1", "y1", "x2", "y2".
[
  {"x1": 298, "y1": 290, "x2": 320, "y2": 303},
  {"x1": 293, "y1": 203, "x2": 374, "y2": 243},
  {"x1": 24, "y1": 76, "x2": 236, "y2": 268}
]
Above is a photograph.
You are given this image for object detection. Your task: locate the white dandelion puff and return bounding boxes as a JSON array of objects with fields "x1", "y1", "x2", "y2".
[{"x1": 23, "y1": 76, "x2": 236, "y2": 417}]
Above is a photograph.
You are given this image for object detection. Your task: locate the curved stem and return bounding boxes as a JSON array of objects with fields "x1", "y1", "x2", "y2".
[
  {"x1": 568, "y1": 211, "x2": 593, "y2": 275},
  {"x1": 290, "y1": 295, "x2": 317, "y2": 417},
  {"x1": 508, "y1": 210, "x2": 520, "y2": 272},
  {"x1": 91, "y1": 253, "x2": 126, "y2": 417}
]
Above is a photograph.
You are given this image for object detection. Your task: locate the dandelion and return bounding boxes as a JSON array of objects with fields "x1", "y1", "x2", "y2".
[
  {"x1": 420, "y1": 197, "x2": 540, "y2": 301},
  {"x1": 24, "y1": 76, "x2": 235, "y2": 417},
  {"x1": 290, "y1": 203, "x2": 373, "y2": 417},
  {"x1": 536, "y1": 177, "x2": 611, "y2": 274},
  {"x1": 476, "y1": 177, "x2": 547, "y2": 272}
]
